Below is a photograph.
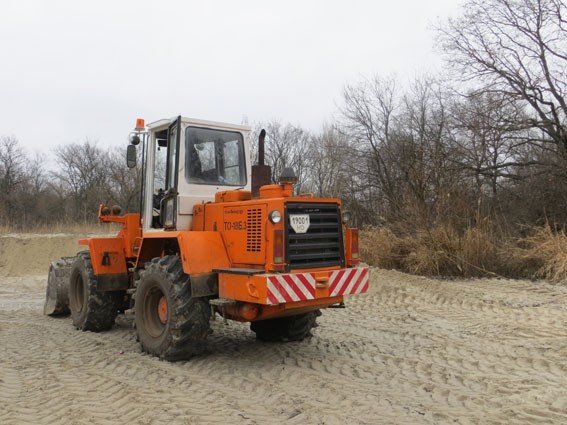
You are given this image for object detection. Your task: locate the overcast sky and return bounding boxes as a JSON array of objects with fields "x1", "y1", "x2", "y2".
[{"x1": 0, "y1": 0, "x2": 461, "y2": 154}]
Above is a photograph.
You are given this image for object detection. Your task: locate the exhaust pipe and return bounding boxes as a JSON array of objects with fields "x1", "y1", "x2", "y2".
[
  {"x1": 251, "y1": 128, "x2": 271, "y2": 197},
  {"x1": 258, "y1": 129, "x2": 266, "y2": 166}
]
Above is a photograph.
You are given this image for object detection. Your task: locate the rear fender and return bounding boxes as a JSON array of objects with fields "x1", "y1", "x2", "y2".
[
  {"x1": 135, "y1": 231, "x2": 230, "y2": 297},
  {"x1": 79, "y1": 237, "x2": 129, "y2": 291}
]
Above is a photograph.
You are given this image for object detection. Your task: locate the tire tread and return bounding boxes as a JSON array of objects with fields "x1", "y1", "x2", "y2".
[
  {"x1": 135, "y1": 255, "x2": 211, "y2": 361},
  {"x1": 71, "y1": 252, "x2": 122, "y2": 332}
]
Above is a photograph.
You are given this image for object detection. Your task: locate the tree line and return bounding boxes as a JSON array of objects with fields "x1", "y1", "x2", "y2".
[
  {"x1": 1, "y1": 0, "x2": 566, "y2": 236},
  {"x1": 0, "y1": 137, "x2": 142, "y2": 228}
]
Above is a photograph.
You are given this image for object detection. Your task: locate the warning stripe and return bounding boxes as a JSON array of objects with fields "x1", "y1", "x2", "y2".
[
  {"x1": 358, "y1": 279, "x2": 369, "y2": 294},
  {"x1": 266, "y1": 267, "x2": 369, "y2": 305},
  {"x1": 266, "y1": 273, "x2": 315, "y2": 305},
  {"x1": 296, "y1": 274, "x2": 316, "y2": 298},
  {"x1": 329, "y1": 267, "x2": 369, "y2": 297},
  {"x1": 350, "y1": 269, "x2": 367, "y2": 294},
  {"x1": 329, "y1": 268, "x2": 355, "y2": 295},
  {"x1": 329, "y1": 269, "x2": 347, "y2": 294}
]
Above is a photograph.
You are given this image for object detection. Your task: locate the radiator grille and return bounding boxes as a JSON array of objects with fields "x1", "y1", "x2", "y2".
[
  {"x1": 246, "y1": 208, "x2": 263, "y2": 252},
  {"x1": 285, "y1": 203, "x2": 344, "y2": 269}
]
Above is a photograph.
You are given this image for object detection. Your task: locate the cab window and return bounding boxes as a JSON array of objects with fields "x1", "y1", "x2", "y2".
[{"x1": 185, "y1": 127, "x2": 246, "y2": 186}]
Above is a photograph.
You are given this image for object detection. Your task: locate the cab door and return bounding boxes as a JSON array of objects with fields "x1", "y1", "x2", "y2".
[{"x1": 160, "y1": 116, "x2": 181, "y2": 228}]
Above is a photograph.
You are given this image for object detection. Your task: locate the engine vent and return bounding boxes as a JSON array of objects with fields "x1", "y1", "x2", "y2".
[{"x1": 246, "y1": 208, "x2": 263, "y2": 252}]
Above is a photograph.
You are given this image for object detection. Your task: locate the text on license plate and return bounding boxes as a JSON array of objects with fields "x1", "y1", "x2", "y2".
[{"x1": 289, "y1": 214, "x2": 310, "y2": 233}]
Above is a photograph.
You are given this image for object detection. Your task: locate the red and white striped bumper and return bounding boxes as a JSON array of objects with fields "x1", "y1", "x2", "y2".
[
  {"x1": 218, "y1": 267, "x2": 370, "y2": 306},
  {"x1": 265, "y1": 267, "x2": 369, "y2": 305}
]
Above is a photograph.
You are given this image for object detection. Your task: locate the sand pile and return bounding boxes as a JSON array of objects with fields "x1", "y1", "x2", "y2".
[{"x1": 0, "y1": 234, "x2": 83, "y2": 277}]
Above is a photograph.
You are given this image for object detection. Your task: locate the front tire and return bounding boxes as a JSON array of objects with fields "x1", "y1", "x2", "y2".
[
  {"x1": 134, "y1": 256, "x2": 211, "y2": 361},
  {"x1": 69, "y1": 252, "x2": 122, "y2": 331},
  {"x1": 250, "y1": 310, "x2": 321, "y2": 342}
]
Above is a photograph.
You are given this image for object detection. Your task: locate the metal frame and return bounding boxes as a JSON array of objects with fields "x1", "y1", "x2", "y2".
[{"x1": 161, "y1": 116, "x2": 182, "y2": 229}]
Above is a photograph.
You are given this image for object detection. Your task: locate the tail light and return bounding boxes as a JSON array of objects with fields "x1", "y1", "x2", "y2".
[
  {"x1": 346, "y1": 228, "x2": 360, "y2": 266},
  {"x1": 351, "y1": 229, "x2": 359, "y2": 259},
  {"x1": 273, "y1": 230, "x2": 285, "y2": 270},
  {"x1": 239, "y1": 303, "x2": 259, "y2": 320}
]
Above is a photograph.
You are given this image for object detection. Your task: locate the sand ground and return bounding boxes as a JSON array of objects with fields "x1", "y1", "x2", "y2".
[{"x1": 1, "y1": 236, "x2": 567, "y2": 424}]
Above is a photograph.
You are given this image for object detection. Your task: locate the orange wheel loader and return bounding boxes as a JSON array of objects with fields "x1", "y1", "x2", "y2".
[{"x1": 44, "y1": 116, "x2": 369, "y2": 360}]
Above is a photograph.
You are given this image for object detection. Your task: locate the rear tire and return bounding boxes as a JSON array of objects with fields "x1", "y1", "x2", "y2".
[
  {"x1": 250, "y1": 310, "x2": 321, "y2": 342},
  {"x1": 69, "y1": 252, "x2": 122, "y2": 332},
  {"x1": 134, "y1": 255, "x2": 211, "y2": 361}
]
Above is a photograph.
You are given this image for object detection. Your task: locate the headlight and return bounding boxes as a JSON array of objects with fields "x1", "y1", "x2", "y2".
[
  {"x1": 342, "y1": 210, "x2": 352, "y2": 225},
  {"x1": 269, "y1": 210, "x2": 282, "y2": 224}
]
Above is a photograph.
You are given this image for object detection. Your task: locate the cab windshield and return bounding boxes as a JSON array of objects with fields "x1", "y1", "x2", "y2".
[{"x1": 185, "y1": 127, "x2": 246, "y2": 186}]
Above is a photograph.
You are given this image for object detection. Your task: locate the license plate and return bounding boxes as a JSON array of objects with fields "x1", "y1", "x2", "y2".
[{"x1": 290, "y1": 214, "x2": 310, "y2": 233}]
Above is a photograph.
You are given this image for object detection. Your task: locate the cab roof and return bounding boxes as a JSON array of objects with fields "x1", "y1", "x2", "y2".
[{"x1": 147, "y1": 116, "x2": 251, "y2": 133}]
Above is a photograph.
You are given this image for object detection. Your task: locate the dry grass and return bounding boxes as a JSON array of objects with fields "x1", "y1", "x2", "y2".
[
  {"x1": 360, "y1": 227, "x2": 404, "y2": 270},
  {"x1": 511, "y1": 225, "x2": 567, "y2": 282},
  {"x1": 361, "y1": 224, "x2": 500, "y2": 277},
  {"x1": 4, "y1": 219, "x2": 567, "y2": 282},
  {"x1": 361, "y1": 223, "x2": 567, "y2": 281}
]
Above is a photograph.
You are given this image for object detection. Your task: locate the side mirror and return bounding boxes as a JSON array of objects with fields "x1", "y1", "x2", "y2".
[{"x1": 126, "y1": 144, "x2": 137, "y2": 168}]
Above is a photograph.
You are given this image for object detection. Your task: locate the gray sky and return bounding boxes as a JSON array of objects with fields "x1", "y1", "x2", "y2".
[{"x1": 0, "y1": 0, "x2": 461, "y2": 154}]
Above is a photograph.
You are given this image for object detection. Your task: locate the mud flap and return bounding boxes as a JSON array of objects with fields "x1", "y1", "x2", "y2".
[{"x1": 43, "y1": 257, "x2": 75, "y2": 316}]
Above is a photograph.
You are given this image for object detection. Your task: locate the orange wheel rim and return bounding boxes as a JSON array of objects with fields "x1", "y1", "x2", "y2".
[{"x1": 157, "y1": 296, "x2": 168, "y2": 324}]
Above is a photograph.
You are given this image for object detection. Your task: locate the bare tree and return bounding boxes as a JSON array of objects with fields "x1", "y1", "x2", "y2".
[
  {"x1": 53, "y1": 140, "x2": 111, "y2": 222},
  {"x1": 340, "y1": 75, "x2": 462, "y2": 226},
  {"x1": 340, "y1": 76, "x2": 399, "y2": 218},
  {"x1": 438, "y1": 0, "x2": 567, "y2": 152},
  {"x1": 0, "y1": 136, "x2": 27, "y2": 225},
  {"x1": 448, "y1": 92, "x2": 537, "y2": 199},
  {"x1": 306, "y1": 125, "x2": 352, "y2": 198},
  {"x1": 107, "y1": 149, "x2": 142, "y2": 213},
  {"x1": 251, "y1": 120, "x2": 311, "y2": 193}
]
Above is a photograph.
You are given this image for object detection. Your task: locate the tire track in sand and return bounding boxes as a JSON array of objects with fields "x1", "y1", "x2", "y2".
[{"x1": 1, "y1": 270, "x2": 567, "y2": 424}]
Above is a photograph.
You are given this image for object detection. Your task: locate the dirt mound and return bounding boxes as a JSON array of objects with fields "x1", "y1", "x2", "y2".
[{"x1": 0, "y1": 234, "x2": 83, "y2": 277}]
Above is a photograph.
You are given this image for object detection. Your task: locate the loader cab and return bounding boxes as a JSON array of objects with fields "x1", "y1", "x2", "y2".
[{"x1": 142, "y1": 116, "x2": 252, "y2": 232}]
